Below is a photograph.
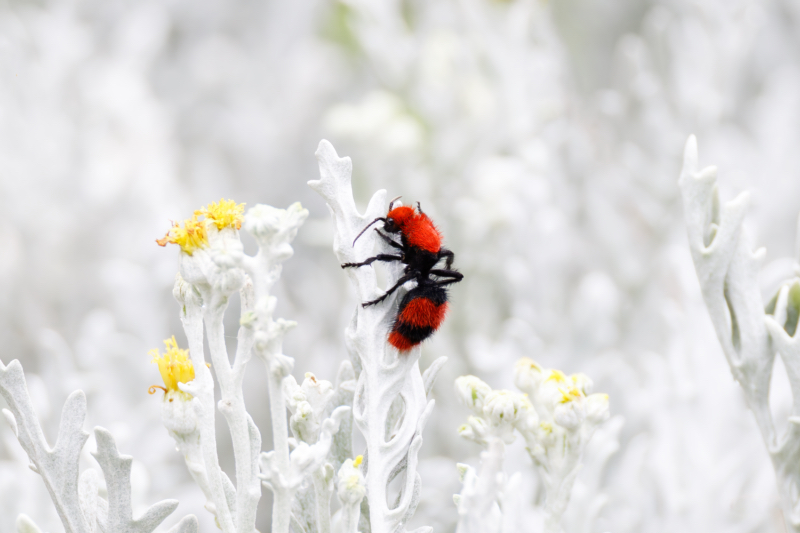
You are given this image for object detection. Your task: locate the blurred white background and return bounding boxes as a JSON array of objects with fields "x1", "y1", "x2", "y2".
[{"x1": 1, "y1": 0, "x2": 799, "y2": 531}]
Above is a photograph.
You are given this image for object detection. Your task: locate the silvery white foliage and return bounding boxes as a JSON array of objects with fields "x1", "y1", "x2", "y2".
[
  {"x1": 282, "y1": 360, "x2": 359, "y2": 533},
  {"x1": 454, "y1": 362, "x2": 610, "y2": 533},
  {"x1": 244, "y1": 202, "x2": 355, "y2": 533},
  {"x1": 679, "y1": 134, "x2": 800, "y2": 531},
  {"x1": 309, "y1": 139, "x2": 438, "y2": 533},
  {"x1": 0, "y1": 358, "x2": 197, "y2": 533},
  {"x1": 91, "y1": 427, "x2": 199, "y2": 533},
  {"x1": 166, "y1": 202, "x2": 324, "y2": 533},
  {"x1": 282, "y1": 371, "x2": 355, "y2": 533},
  {"x1": 258, "y1": 407, "x2": 349, "y2": 528}
]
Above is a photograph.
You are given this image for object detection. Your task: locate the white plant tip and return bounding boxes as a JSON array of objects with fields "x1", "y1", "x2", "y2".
[{"x1": 680, "y1": 134, "x2": 800, "y2": 531}]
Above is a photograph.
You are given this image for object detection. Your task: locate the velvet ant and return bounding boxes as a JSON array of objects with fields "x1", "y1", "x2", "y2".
[{"x1": 342, "y1": 197, "x2": 463, "y2": 352}]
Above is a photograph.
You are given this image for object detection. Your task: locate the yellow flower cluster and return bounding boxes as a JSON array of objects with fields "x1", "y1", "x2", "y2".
[
  {"x1": 196, "y1": 198, "x2": 245, "y2": 230},
  {"x1": 150, "y1": 336, "x2": 195, "y2": 394},
  {"x1": 156, "y1": 216, "x2": 208, "y2": 255},
  {"x1": 558, "y1": 386, "x2": 584, "y2": 404},
  {"x1": 156, "y1": 198, "x2": 245, "y2": 255}
]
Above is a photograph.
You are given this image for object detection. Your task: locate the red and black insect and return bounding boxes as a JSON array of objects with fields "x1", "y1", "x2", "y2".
[{"x1": 342, "y1": 198, "x2": 463, "y2": 351}]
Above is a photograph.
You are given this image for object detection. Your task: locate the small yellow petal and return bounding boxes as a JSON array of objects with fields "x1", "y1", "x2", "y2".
[
  {"x1": 197, "y1": 198, "x2": 245, "y2": 230},
  {"x1": 156, "y1": 215, "x2": 208, "y2": 255},
  {"x1": 150, "y1": 336, "x2": 195, "y2": 395},
  {"x1": 545, "y1": 370, "x2": 567, "y2": 383}
]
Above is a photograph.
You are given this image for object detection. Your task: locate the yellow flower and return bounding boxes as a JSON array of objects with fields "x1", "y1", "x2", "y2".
[
  {"x1": 545, "y1": 369, "x2": 568, "y2": 383},
  {"x1": 558, "y1": 386, "x2": 584, "y2": 404},
  {"x1": 149, "y1": 336, "x2": 195, "y2": 397},
  {"x1": 196, "y1": 198, "x2": 245, "y2": 230},
  {"x1": 156, "y1": 215, "x2": 208, "y2": 255}
]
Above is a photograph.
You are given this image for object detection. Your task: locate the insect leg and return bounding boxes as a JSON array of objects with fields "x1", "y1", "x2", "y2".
[
  {"x1": 342, "y1": 254, "x2": 403, "y2": 269},
  {"x1": 362, "y1": 272, "x2": 417, "y2": 307},
  {"x1": 437, "y1": 249, "x2": 456, "y2": 269},
  {"x1": 430, "y1": 269, "x2": 463, "y2": 282},
  {"x1": 375, "y1": 229, "x2": 403, "y2": 250}
]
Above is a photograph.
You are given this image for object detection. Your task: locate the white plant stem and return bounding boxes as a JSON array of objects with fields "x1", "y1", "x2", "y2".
[
  {"x1": 265, "y1": 358, "x2": 292, "y2": 533},
  {"x1": 538, "y1": 439, "x2": 582, "y2": 533},
  {"x1": 243, "y1": 202, "x2": 308, "y2": 533},
  {"x1": 205, "y1": 293, "x2": 261, "y2": 533},
  {"x1": 310, "y1": 139, "x2": 435, "y2": 533},
  {"x1": 679, "y1": 134, "x2": 800, "y2": 531},
  {"x1": 455, "y1": 438, "x2": 505, "y2": 533},
  {"x1": 339, "y1": 503, "x2": 361, "y2": 533},
  {"x1": 312, "y1": 468, "x2": 333, "y2": 533},
  {"x1": 179, "y1": 297, "x2": 238, "y2": 532}
]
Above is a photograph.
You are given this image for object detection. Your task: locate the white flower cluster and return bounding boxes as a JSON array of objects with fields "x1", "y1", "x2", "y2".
[
  {"x1": 512, "y1": 358, "x2": 610, "y2": 459},
  {"x1": 454, "y1": 358, "x2": 609, "y2": 533}
]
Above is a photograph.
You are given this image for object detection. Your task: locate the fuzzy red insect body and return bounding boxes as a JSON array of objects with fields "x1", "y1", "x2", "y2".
[
  {"x1": 342, "y1": 200, "x2": 462, "y2": 352},
  {"x1": 388, "y1": 285, "x2": 449, "y2": 351},
  {"x1": 386, "y1": 206, "x2": 442, "y2": 253}
]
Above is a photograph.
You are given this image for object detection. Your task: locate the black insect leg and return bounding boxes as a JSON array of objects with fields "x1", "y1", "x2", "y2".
[
  {"x1": 429, "y1": 269, "x2": 463, "y2": 286},
  {"x1": 362, "y1": 272, "x2": 417, "y2": 307},
  {"x1": 437, "y1": 248, "x2": 455, "y2": 269},
  {"x1": 375, "y1": 230, "x2": 403, "y2": 250},
  {"x1": 430, "y1": 268, "x2": 463, "y2": 280},
  {"x1": 342, "y1": 254, "x2": 403, "y2": 269}
]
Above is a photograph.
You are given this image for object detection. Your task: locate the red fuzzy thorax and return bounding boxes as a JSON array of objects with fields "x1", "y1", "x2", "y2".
[{"x1": 387, "y1": 206, "x2": 442, "y2": 253}]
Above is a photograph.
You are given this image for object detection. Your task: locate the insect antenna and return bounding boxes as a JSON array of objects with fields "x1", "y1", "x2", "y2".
[
  {"x1": 388, "y1": 196, "x2": 402, "y2": 211},
  {"x1": 353, "y1": 217, "x2": 387, "y2": 245}
]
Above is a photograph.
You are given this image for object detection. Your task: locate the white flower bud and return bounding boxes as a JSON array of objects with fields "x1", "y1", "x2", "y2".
[
  {"x1": 270, "y1": 353, "x2": 294, "y2": 379},
  {"x1": 457, "y1": 415, "x2": 490, "y2": 445},
  {"x1": 586, "y1": 393, "x2": 610, "y2": 424},
  {"x1": 513, "y1": 358, "x2": 544, "y2": 394},
  {"x1": 178, "y1": 249, "x2": 212, "y2": 288},
  {"x1": 300, "y1": 373, "x2": 335, "y2": 421},
  {"x1": 172, "y1": 272, "x2": 202, "y2": 308},
  {"x1": 161, "y1": 390, "x2": 199, "y2": 437},
  {"x1": 553, "y1": 398, "x2": 586, "y2": 430},
  {"x1": 482, "y1": 390, "x2": 527, "y2": 426},
  {"x1": 244, "y1": 203, "x2": 309, "y2": 248},
  {"x1": 512, "y1": 395, "x2": 539, "y2": 436},
  {"x1": 337, "y1": 456, "x2": 366, "y2": 505},
  {"x1": 537, "y1": 370, "x2": 570, "y2": 409},
  {"x1": 455, "y1": 375, "x2": 492, "y2": 413},
  {"x1": 290, "y1": 401, "x2": 317, "y2": 443},
  {"x1": 208, "y1": 232, "x2": 244, "y2": 270},
  {"x1": 570, "y1": 373, "x2": 593, "y2": 395}
]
